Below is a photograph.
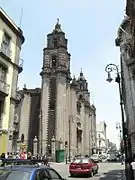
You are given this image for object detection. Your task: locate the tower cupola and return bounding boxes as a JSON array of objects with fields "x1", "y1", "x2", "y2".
[
  {"x1": 77, "y1": 69, "x2": 88, "y2": 91},
  {"x1": 71, "y1": 75, "x2": 78, "y2": 88},
  {"x1": 47, "y1": 19, "x2": 68, "y2": 49}
]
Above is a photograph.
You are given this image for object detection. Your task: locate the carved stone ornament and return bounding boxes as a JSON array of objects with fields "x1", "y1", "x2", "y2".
[{"x1": 118, "y1": 17, "x2": 134, "y2": 58}]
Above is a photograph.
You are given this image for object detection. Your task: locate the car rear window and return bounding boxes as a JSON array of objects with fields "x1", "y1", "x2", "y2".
[
  {"x1": 91, "y1": 154, "x2": 98, "y2": 157},
  {"x1": 0, "y1": 169, "x2": 31, "y2": 180},
  {"x1": 73, "y1": 158, "x2": 89, "y2": 163}
]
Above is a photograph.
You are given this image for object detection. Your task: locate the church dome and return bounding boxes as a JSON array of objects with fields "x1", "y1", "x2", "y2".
[
  {"x1": 78, "y1": 69, "x2": 86, "y2": 81},
  {"x1": 71, "y1": 76, "x2": 78, "y2": 87}
]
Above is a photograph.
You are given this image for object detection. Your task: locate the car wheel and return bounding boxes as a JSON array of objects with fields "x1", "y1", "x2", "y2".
[
  {"x1": 70, "y1": 173, "x2": 74, "y2": 177},
  {"x1": 95, "y1": 169, "x2": 98, "y2": 174}
]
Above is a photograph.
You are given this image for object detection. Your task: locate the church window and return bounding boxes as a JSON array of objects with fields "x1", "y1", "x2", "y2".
[
  {"x1": 76, "y1": 102, "x2": 81, "y2": 114},
  {"x1": 54, "y1": 38, "x2": 58, "y2": 48},
  {"x1": 52, "y1": 56, "x2": 56, "y2": 68},
  {"x1": 80, "y1": 85, "x2": 83, "y2": 90},
  {"x1": 79, "y1": 95, "x2": 83, "y2": 100}
]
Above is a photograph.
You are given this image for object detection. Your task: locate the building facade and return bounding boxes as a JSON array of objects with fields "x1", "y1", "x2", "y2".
[
  {"x1": 0, "y1": 8, "x2": 24, "y2": 154},
  {"x1": 96, "y1": 121, "x2": 107, "y2": 154},
  {"x1": 15, "y1": 21, "x2": 97, "y2": 157},
  {"x1": 116, "y1": 16, "x2": 135, "y2": 155}
]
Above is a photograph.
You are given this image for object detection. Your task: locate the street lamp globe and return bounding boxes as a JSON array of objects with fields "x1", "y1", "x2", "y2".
[
  {"x1": 106, "y1": 72, "x2": 113, "y2": 83},
  {"x1": 17, "y1": 137, "x2": 21, "y2": 143},
  {"x1": 33, "y1": 136, "x2": 38, "y2": 143}
]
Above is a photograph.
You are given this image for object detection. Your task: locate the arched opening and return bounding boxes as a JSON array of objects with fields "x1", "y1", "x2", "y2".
[{"x1": 52, "y1": 55, "x2": 57, "y2": 68}]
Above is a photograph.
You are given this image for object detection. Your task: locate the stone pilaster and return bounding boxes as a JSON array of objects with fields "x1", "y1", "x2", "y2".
[
  {"x1": 39, "y1": 76, "x2": 49, "y2": 155},
  {"x1": 56, "y1": 76, "x2": 67, "y2": 144}
]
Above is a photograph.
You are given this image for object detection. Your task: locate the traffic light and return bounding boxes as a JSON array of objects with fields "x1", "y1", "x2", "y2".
[{"x1": 65, "y1": 141, "x2": 68, "y2": 147}]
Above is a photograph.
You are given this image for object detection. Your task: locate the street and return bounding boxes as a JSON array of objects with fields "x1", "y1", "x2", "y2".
[{"x1": 51, "y1": 162, "x2": 125, "y2": 180}]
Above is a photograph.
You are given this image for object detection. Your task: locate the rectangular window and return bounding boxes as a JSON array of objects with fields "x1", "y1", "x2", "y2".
[
  {"x1": 1, "y1": 32, "x2": 11, "y2": 58},
  {"x1": 3, "y1": 32, "x2": 11, "y2": 48},
  {"x1": 0, "y1": 67, "x2": 7, "y2": 82}
]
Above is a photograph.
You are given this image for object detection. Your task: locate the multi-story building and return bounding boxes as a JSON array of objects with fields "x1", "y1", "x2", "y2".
[
  {"x1": 96, "y1": 121, "x2": 107, "y2": 154},
  {"x1": 115, "y1": 15, "x2": 135, "y2": 155},
  {"x1": 0, "y1": 7, "x2": 25, "y2": 154},
  {"x1": 15, "y1": 20, "x2": 97, "y2": 157}
]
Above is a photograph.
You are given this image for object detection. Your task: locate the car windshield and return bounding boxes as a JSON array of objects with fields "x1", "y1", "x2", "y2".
[
  {"x1": 0, "y1": 169, "x2": 31, "y2": 180},
  {"x1": 73, "y1": 158, "x2": 89, "y2": 163}
]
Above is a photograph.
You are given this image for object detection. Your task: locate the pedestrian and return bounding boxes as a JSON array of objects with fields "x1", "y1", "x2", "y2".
[
  {"x1": 27, "y1": 152, "x2": 32, "y2": 159},
  {"x1": 0, "y1": 153, "x2": 5, "y2": 159}
]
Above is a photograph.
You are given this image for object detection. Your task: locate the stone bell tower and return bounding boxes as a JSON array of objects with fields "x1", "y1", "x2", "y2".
[{"x1": 39, "y1": 19, "x2": 71, "y2": 154}]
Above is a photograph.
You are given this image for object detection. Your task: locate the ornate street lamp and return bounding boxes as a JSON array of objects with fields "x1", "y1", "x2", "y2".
[
  {"x1": 105, "y1": 63, "x2": 132, "y2": 178},
  {"x1": 68, "y1": 115, "x2": 74, "y2": 162},
  {"x1": 33, "y1": 136, "x2": 38, "y2": 156}
]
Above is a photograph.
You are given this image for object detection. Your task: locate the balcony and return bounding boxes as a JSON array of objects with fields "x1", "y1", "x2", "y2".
[
  {"x1": 0, "y1": 80, "x2": 10, "y2": 96},
  {"x1": 0, "y1": 43, "x2": 12, "y2": 60},
  {"x1": 18, "y1": 58, "x2": 24, "y2": 73}
]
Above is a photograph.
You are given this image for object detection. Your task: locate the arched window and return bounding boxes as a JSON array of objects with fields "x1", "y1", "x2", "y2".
[
  {"x1": 79, "y1": 94, "x2": 83, "y2": 100},
  {"x1": 52, "y1": 56, "x2": 56, "y2": 68},
  {"x1": 54, "y1": 37, "x2": 58, "y2": 48}
]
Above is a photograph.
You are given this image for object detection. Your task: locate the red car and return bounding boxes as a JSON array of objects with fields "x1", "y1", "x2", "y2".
[{"x1": 69, "y1": 157, "x2": 98, "y2": 177}]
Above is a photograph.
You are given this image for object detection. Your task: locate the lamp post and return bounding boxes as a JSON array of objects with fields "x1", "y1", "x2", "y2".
[
  {"x1": 105, "y1": 63, "x2": 133, "y2": 179},
  {"x1": 51, "y1": 136, "x2": 56, "y2": 161},
  {"x1": 98, "y1": 134, "x2": 101, "y2": 155},
  {"x1": 68, "y1": 115, "x2": 74, "y2": 162},
  {"x1": 39, "y1": 109, "x2": 43, "y2": 155},
  {"x1": 33, "y1": 136, "x2": 38, "y2": 156},
  {"x1": 116, "y1": 123, "x2": 122, "y2": 151},
  {"x1": 17, "y1": 136, "x2": 21, "y2": 152}
]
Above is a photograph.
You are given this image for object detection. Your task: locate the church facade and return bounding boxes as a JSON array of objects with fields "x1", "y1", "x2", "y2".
[{"x1": 13, "y1": 21, "x2": 97, "y2": 157}]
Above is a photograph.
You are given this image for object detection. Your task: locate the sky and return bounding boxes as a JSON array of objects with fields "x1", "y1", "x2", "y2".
[{"x1": 1, "y1": 0, "x2": 126, "y2": 148}]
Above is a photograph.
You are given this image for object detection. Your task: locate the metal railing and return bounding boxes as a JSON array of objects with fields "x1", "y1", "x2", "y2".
[
  {"x1": 0, "y1": 43, "x2": 12, "y2": 59},
  {"x1": 0, "y1": 80, "x2": 10, "y2": 95}
]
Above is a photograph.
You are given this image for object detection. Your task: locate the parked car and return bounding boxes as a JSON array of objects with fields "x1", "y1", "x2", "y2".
[
  {"x1": 107, "y1": 153, "x2": 117, "y2": 162},
  {"x1": 0, "y1": 159, "x2": 66, "y2": 180},
  {"x1": 90, "y1": 154, "x2": 102, "y2": 163},
  {"x1": 69, "y1": 157, "x2": 98, "y2": 177}
]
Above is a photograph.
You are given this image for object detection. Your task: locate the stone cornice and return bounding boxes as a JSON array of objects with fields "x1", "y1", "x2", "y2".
[{"x1": 116, "y1": 16, "x2": 131, "y2": 46}]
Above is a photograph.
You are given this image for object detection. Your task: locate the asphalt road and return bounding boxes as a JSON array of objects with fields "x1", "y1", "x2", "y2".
[{"x1": 51, "y1": 162, "x2": 125, "y2": 180}]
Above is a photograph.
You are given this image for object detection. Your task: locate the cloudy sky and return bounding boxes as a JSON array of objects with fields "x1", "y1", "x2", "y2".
[{"x1": 1, "y1": 0, "x2": 126, "y2": 147}]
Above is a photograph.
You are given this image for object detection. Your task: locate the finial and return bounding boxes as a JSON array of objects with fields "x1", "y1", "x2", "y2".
[
  {"x1": 57, "y1": 18, "x2": 59, "y2": 24},
  {"x1": 81, "y1": 68, "x2": 82, "y2": 73}
]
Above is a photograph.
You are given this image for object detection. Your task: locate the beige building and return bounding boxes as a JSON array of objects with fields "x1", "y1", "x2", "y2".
[
  {"x1": 0, "y1": 7, "x2": 24, "y2": 154},
  {"x1": 96, "y1": 121, "x2": 107, "y2": 154},
  {"x1": 15, "y1": 21, "x2": 97, "y2": 157}
]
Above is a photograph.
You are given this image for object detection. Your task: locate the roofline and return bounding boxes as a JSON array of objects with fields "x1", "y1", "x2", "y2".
[{"x1": 0, "y1": 7, "x2": 25, "y2": 44}]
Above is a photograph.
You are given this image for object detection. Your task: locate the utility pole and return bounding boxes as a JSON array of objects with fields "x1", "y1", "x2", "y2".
[{"x1": 68, "y1": 115, "x2": 73, "y2": 162}]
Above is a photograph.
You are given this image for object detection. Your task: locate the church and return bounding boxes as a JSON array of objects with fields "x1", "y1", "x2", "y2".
[{"x1": 10, "y1": 20, "x2": 97, "y2": 157}]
